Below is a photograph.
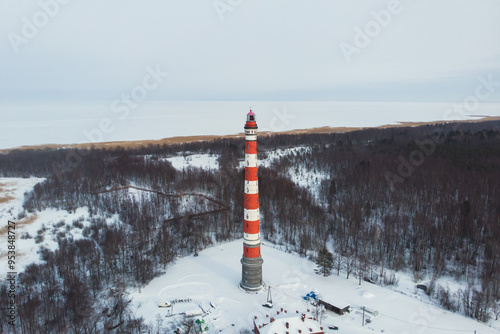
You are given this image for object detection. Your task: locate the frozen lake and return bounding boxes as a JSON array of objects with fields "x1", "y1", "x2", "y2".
[{"x1": 1, "y1": 100, "x2": 499, "y2": 150}]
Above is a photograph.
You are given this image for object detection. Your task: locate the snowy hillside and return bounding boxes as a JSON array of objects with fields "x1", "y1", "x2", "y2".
[{"x1": 130, "y1": 239, "x2": 498, "y2": 334}]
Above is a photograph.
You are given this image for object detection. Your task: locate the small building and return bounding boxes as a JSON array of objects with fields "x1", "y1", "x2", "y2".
[
  {"x1": 318, "y1": 299, "x2": 350, "y2": 315},
  {"x1": 253, "y1": 308, "x2": 324, "y2": 334}
]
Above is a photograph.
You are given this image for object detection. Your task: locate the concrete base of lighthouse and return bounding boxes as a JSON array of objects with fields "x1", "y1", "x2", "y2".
[{"x1": 240, "y1": 256, "x2": 263, "y2": 292}]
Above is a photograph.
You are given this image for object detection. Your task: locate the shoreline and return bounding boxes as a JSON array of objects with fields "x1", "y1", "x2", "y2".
[{"x1": 1, "y1": 116, "x2": 499, "y2": 154}]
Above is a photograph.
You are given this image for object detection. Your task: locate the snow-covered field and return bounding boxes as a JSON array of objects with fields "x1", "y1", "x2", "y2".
[
  {"x1": 130, "y1": 239, "x2": 499, "y2": 334},
  {"x1": 2, "y1": 101, "x2": 500, "y2": 150}
]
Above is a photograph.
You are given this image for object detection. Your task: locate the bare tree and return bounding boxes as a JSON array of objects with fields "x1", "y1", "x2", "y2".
[{"x1": 333, "y1": 252, "x2": 343, "y2": 276}]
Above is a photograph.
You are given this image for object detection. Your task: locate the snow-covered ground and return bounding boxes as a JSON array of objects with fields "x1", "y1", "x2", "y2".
[
  {"x1": 257, "y1": 147, "x2": 311, "y2": 169},
  {"x1": 165, "y1": 153, "x2": 219, "y2": 171},
  {"x1": 2, "y1": 101, "x2": 500, "y2": 150},
  {"x1": 169, "y1": 146, "x2": 329, "y2": 202},
  {"x1": 0, "y1": 179, "x2": 225, "y2": 280},
  {"x1": 0, "y1": 177, "x2": 94, "y2": 279},
  {"x1": 130, "y1": 239, "x2": 499, "y2": 334},
  {"x1": 264, "y1": 147, "x2": 329, "y2": 203},
  {"x1": 99, "y1": 186, "x2": 221, "y2": 218},
  {"x1": 259, "y1": 146, "x2": 329, "y2": 202},
  {"x1": 0, "y1": 178, "x2": 44, "y2": 221}
]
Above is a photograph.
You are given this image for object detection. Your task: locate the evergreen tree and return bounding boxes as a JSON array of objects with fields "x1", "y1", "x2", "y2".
[{"x1": 315, "y1": 246, "x2": 334, "y2": 277}]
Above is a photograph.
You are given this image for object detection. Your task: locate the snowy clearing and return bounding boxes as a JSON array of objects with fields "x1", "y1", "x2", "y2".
[
  {"x1": 164, "y1": 153, "x2": 219, "y2": 171},
  {"x1": 130, "y1": 239, "x2": 498, "y2": 334}
]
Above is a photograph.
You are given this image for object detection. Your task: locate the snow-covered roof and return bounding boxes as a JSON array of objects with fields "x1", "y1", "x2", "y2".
[
  {"x1": 316, "y1": 292, "x2": 350, "y2": 309},
  {"x1": 254, "y1": 309, "x2": 324, "y2": 334},
  {"x1": 185, "y1": 309, "x2": 203, "y2": 318}
]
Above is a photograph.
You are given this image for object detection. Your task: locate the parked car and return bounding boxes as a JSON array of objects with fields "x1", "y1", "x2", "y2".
[
  {"x1": 158, "y1": 302, "x2": 171, "y2": 308},
  {"x1": 416, "y1": 284, "x2": 428, "y2": 292}
]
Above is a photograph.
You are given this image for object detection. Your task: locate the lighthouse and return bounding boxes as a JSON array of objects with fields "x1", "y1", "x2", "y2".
[{"x1": 240, "y1": 109, "x2": 264, "y2": 292}]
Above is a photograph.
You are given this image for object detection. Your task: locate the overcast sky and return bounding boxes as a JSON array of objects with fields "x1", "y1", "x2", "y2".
[{"x1": 1, "y1": 0, "x2": 500, "y2": 103}]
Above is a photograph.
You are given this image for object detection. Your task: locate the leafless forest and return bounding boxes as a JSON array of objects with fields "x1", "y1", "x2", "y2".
[{"x1": 1, "y1": 120, "x2": 499, "y2": 332}]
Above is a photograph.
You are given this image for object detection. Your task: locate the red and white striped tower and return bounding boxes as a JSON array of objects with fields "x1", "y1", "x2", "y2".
[{"x1": 240, "y1": 109, "x2": 263, "y2": 292}]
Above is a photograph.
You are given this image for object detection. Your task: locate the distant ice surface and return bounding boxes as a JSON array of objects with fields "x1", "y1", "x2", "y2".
[{"x1": 1, "y1": 101, "x2": 499, "y2": 150}]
